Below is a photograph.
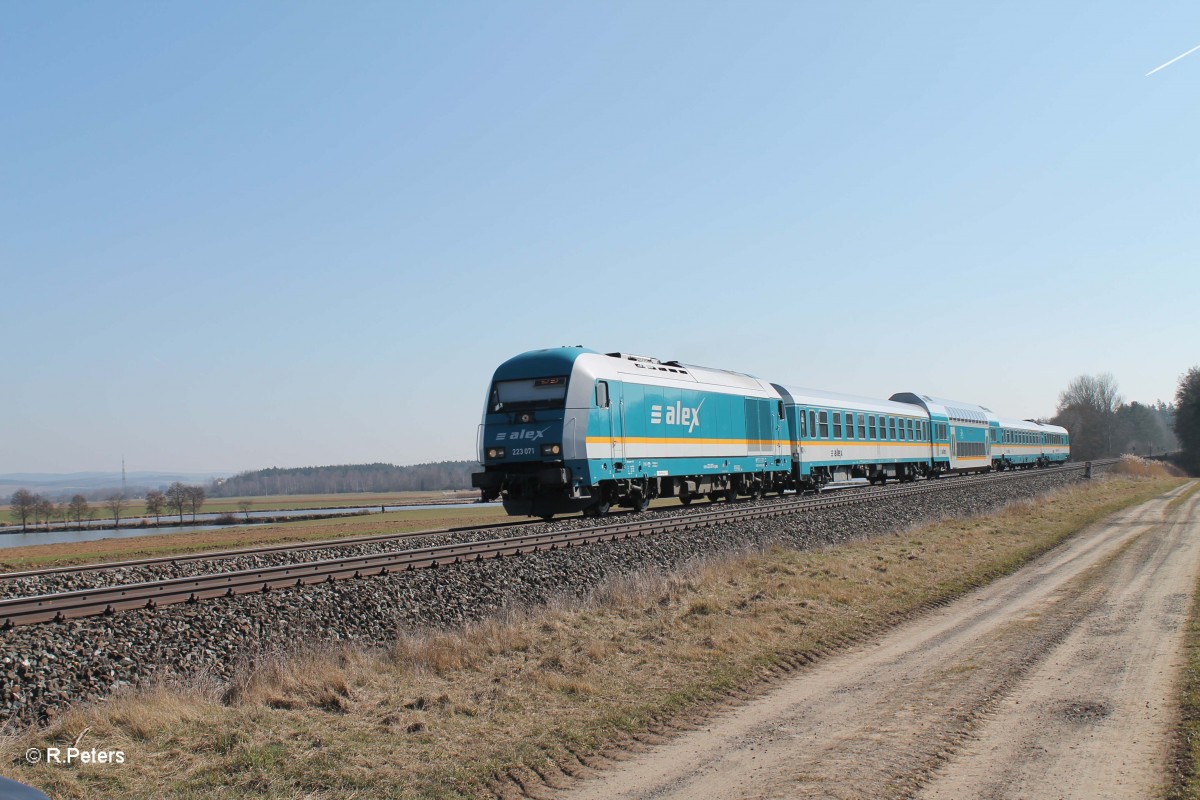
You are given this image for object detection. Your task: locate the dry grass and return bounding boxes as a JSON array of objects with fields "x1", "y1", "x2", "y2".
[
  {"x1": 1113, "y1": 454, "x2": 1186, "y2": 479},
  {"x1": 4, "y1": 475, "x2": 1184, "y2": 799}
]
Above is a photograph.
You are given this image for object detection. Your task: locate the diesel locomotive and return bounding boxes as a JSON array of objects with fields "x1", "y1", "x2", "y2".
[{"x1": 470, "y1": 347, "x2": 1069, "y2": 519}]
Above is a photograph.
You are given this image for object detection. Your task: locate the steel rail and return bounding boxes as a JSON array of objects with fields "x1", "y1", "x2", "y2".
[
  {"x1": 0, "y1": 461, "x2": 1107, "y2": 628},
  {"x1": 0, "y1": 461, "x2": 1103, "y2": 583},
  {"x1": 0, "y1": 516, "x2": 539, "y2": 581},
  {"x1": 0, "y1": 462, "x2": 1022, "y2": 582}
]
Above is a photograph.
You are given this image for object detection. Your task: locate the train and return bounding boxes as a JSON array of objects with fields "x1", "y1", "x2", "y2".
[{"x1": 470, "y1": 347, "x2": 1070, "y2": 519}]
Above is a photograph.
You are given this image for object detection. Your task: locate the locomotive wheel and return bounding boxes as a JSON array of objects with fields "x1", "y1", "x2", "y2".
[{"x1": 583, "y1": 501, "x2": 611, "y2": 517}]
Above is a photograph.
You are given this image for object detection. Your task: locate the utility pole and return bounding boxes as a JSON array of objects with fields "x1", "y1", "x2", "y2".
[{"x1": 122, "y1": 456, "x2": 127, "y2": 496}]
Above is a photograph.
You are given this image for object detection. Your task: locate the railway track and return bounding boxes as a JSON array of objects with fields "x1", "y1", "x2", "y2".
[{"x1": 0, "y1": 461, "x2": 1110, "y2": 628}]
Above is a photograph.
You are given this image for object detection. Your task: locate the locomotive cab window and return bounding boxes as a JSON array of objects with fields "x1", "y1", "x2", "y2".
[
  {"x1": 595, "y1": 381, "x2": 609, "y2": 408},
  {"x1": 491, "y1": 376, "x2": 569, "y2": 412}
]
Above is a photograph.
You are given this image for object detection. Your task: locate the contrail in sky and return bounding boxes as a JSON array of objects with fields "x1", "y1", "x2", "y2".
[{"x1": 1146, "y1": 42, "x2": 1200, "y2": 76}]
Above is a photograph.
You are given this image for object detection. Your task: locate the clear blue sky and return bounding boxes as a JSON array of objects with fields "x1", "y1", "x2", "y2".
[{"x1": 3, "y1": 2, "x2": 1198, "y2": 473}]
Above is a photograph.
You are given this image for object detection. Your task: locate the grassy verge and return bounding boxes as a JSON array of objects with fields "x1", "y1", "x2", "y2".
[
  {"x1": 0, "y1": 491, "x2": 482, "y2": 520},
  {"x1": 3, "y1": 475, "x2": 1184, "y2": 799}
]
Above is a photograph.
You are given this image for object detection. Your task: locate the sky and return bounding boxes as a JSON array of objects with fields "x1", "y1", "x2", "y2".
[{"x1": 3, "y1": 2, "x2": 1198, "y2": 474}]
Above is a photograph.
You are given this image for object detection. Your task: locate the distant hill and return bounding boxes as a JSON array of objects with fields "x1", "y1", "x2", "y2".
[{"x1": 209, "y1": 461, "x2": 479, "y2": 497}]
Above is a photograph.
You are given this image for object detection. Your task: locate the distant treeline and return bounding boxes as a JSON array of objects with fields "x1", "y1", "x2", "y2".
[
  {"x1": 208, "y1": 461, "x2": 478, "y2": 497},
  {"x1": 1050, "y1": 374, "x2": 1177, "y2": 462}
]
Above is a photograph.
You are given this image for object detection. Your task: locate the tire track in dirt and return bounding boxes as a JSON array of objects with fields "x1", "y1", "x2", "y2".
[{"x1": 558, "y1": 482, "x2": 1200, "y2": 800}]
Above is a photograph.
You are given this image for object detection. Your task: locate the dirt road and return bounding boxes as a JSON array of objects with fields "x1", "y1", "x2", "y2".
[{"x1": 561, "y1": 483, "x2": 1200, "y2": 800}]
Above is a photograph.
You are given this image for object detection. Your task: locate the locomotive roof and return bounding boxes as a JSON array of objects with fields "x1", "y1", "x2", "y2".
[{"x1": 493, "y1": 347, "x2": 598, "y2": 380}]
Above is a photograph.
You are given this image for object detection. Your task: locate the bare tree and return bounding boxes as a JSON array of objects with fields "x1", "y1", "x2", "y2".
[
  {"x1": 105, "y1": 493, "x2": 127, "y2": 529},
  {"x1": 68, "y1": 494, "x2": 90, "y2": 526},
  {"x1": 10, "y1": 489, "x2": 36, "y2": 531},
  {"x1": 166, "y1": 482, "x2": 189, "y2": 523},
  {"x1": 1055, "y1": 373, "x2": 1124, "y2": 458},
  {"x1": 238, "y1": 500, "x2": 253, "y2": 520},
  {"x1": 145, "y1": 490, "x2": 166, "y2": 523},
  {"x1": 185, "y1": 485, "x2": 206, "y2": 521},
  {"x1": 34, "y1": 495, "x2": 54, "y2": 529}
]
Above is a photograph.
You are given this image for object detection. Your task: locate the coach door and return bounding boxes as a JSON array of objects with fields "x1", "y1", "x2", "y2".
[{"x1": 949, "y1": 426, "x2": 958, "y2": 470}]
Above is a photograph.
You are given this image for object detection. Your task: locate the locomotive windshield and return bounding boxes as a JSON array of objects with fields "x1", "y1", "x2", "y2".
[{"x1": 490, "y1": 376, "x2": 569, "y2": 412}]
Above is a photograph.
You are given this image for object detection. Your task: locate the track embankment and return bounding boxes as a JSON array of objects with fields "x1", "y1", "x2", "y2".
[{"x1": 2, "y1": 473, "x2": 1181, "y2": 799}]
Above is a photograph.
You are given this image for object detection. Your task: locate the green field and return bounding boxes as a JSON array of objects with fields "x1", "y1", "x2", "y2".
[{"x1": 0, "y1": 490, "x2": 480, "y2": 523}]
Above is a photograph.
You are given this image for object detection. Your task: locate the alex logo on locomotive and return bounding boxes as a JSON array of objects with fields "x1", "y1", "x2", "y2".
[
  {"x1": 494, "y1": 427, "x2": 552, "y2": 442},
  {"x1": 649, "y1": 399, "x2": 704, "y2": 432}
]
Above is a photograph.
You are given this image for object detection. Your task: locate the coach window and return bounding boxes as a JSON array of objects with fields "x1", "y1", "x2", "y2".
[
  {"x1": 799, "y1": 410, "x2": 807, "y2": 437},
  {"x1": 809, "y1": 411, "x2": 816, "y2": 439},
  {"x1": 833, "y1": 412, "x2": 843, "y2": 439},
  {"x1": 867, "y1": 415, "x2": 876, "y2": 439},
  {"x1": 907, "y1": 419, "x2": 914, "y2": 440},
  {"x1": 847, "y1": 413, "x2": 856, "y2": 439},
  {"x1": 858, "y1": 414, "x2": 867, "y2": 439},
  {"x1": 595, "y1": 381, "x2": 609, "y2": 408},
  {"x1": 887, "y1": 417, "x2": 895, "y2": 440},
  {"x1": 819, "y1": 410, "x2": 829, "y2": 439}
]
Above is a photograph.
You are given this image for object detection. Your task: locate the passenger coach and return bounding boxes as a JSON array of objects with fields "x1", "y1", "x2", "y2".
[{"x1": 773, "y1": 385, "x2": 932, "y2": 487}]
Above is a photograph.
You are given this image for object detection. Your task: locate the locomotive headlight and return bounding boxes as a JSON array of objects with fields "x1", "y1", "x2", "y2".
[
  {"x1": 487, "y1": 447, "x2": 506, "y2": 459},
  {"x1": 518, "y1": 413, "x2": 533, "y2": 423},
  {"x1": 541, "y1": 443, "x2": 562, "y2": 456}
]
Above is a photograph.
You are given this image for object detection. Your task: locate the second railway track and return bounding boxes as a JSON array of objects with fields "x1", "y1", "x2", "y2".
[{"x1": 0, "y1": 462, "x2": 1109, "y2": 628}]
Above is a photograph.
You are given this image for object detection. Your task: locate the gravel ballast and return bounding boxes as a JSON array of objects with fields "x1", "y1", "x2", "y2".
[{"x1": 0, "y1": 467, "x2": 1102, "y2": 726}]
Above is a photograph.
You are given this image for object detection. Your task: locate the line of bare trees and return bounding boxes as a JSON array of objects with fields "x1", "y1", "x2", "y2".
[
  {"x1": 7, "y1": 481, "x2": 207, "y2": 531},
  {"x1": 1051, "y1": 373, "x2": 1178, "y2": 461},
  {"x1": 8, "y1": 489, "x2": 101, "y2": 532}
]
